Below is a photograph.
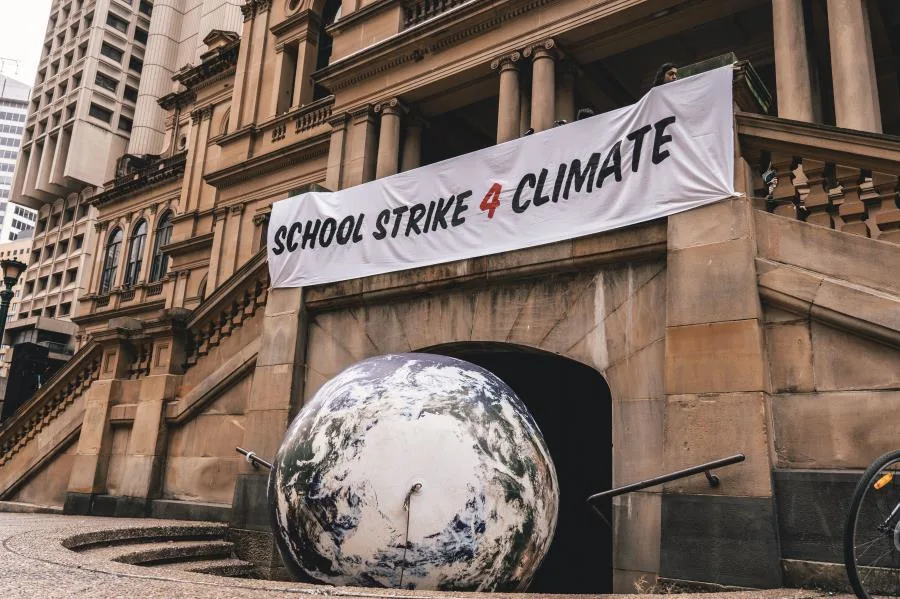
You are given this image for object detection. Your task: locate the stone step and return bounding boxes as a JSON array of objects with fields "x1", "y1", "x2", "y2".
[
  {"x1": 64, "y1": 523, "x2": 229, "y2": 551},
  {"x1": 78, "y1": 539, "x2": 235, "y2": 565},
  {"x1": 158, "y1": 557, "x2": 258, "y2": 578}
]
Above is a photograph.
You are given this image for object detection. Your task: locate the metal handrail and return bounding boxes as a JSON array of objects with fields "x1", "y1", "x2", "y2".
[{"x1": 586, "y1": 454, "x2": 746, "y2": 527}]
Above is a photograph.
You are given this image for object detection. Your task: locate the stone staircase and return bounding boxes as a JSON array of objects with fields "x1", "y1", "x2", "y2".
[{"x1": 63, "y1": 523, "x2": 257, "y2": 578}]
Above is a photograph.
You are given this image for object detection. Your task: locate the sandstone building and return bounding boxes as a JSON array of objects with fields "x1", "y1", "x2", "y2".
[{"x1": 2, "y1": 0, "x2": 900, "y2": 592}]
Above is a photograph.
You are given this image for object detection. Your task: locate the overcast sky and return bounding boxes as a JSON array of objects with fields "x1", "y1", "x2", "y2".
[{"x1": 0, "y1": 0, "x2": 54, "y2": 87}]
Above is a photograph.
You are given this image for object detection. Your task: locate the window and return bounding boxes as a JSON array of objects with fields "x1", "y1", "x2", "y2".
[
  {"x1": 74, "y1": 234, "x2": 84, "y2": 249},
  {"x1": 128, "y1": 56, "x2": 143, "y2": 73},
  {"x1": 149, "y1": 211, "x2": 172, "y2": 282},
  {"x1": 58, "y1": 240, "x2": 69, "y2": 255},
  {"x1": 99, "y1": 42, "x2": 124, "y2": 63},
  {"x1": 64, "y1": 207, "x2": 75, "y2": 223},
  {"x1": 30, "y1": 249, "x2": 40, "y2": 263},
  {"x1": 123, "y1": 220, "x2": 146, "y2": 287},
  {"x1": 95, "y1": 72, "x2": 117, "y2": 93},
  {"x1": 24, "y1": 281, "x2": 34, "y2": 296},
  {"x1": 123, "y1": 85, "x2": 138, "y2": 102},
  {"x1": 134, "y1": 28, "x2": 148, "y2": 45},
  {"x1": 51, "y1": 272, "x2": 62, "y2": 288},
  {"x1": 60, "y1": 302, "x2": 71, "y2": 316},
  {"x1": 44, "y1": 244, "x2": 55, "y2": 260},
  {"x1": 38, "y1": 276, "x2": 48, "y2": 291},
  {"x1": 45, "y1": 305, "x2": 56, "y2": 318},
  {"x1": 99, "y1": 228, "x2": 122, "y2": 294},
  {"x1": 89, "y1": 103, "x2": 112, "y2": 123},
  {"x1": 118, "y1": 115, "x2": 132, "y2": 132},
  {"x1": 106, "y1": 12, "x2": 129, "y2": 33},
  {"x1": 66, "y1": 268, "x2": 77, "y2": 284},
  {"x1": 139, "y1": 1, "x2": 152, "y2": 16}
]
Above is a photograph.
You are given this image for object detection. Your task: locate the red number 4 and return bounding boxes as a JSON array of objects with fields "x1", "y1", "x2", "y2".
[{"x1": 480, "y1": 183, "x2": 502, "y2": 219}]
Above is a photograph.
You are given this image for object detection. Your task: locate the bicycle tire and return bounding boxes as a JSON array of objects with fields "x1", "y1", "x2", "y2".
[{"x1": 844, "y1": 449, "x2": 900, "y2": 599}]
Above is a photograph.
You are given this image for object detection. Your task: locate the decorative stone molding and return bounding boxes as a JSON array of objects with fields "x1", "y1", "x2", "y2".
[
  {"x1": 316, "y1": 0, "x2": 558, "y2": 92},
  {"x1": 0, "y1": 343, "x2": 102, "y2": 467},
  {"x1": 190, "y1": 105, "x2": 214, "y2": 124},
  {"x1": 349, "y1": 104, "x2": 376, "y2": 124},
  {"x1": 327, "y1": 112, "x2": 351, "y2": 131},
  {"x1": 490, "y1": 51, "x2": 521, "y2": 72},
  {"x1": 252, "y1": 212, "x2": 270, "y2": 226},
  {"x1": 185, "y1": 250, "x2": 269, "y2": 367},
  {"x1": 230, "y1": 203, "x2": 246, "y2": 215},
  {"x1": 241, "y1": 0, "x2": 272, "y2": 20},
  {"x1": 523, "y1": 38, "x2": 558, "y2": 60},
  {"x1": 374, "y1": 97, "x2": 409, "y2": 116}
]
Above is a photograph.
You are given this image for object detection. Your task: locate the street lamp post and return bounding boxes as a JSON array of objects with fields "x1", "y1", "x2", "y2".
[{"x1": 0, "y1": 259, "x2": 27, "y2": 344}]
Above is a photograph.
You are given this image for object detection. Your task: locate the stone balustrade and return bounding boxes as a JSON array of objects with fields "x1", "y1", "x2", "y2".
[
  {"x1": 737, "y1": 112, "x2": 900, "y2": 243},
  {"x1": 184, "y1": 249, "x2": 269, "y2": 368},
  {"x1": 402, "y1": 0, "x2": 469, "y2": 28},
  {"x1": 0, "y1": 342, "x2": 101, "y2": 467},
  {"x1": 262, "y1": 96, "x2": 334, "y2": 146}
]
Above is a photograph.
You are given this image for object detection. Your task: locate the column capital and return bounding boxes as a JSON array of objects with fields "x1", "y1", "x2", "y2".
[
  {"x1": 374, "y1": 97, "x2": 409, "y2": 117},
  {"x1": 523, "y1": 38, "x2": 559, "y2": 61},
  {"x1": 327, "y1": 112, "x2": 350, "y2": 131},
  {"x1": 348, "y1": 104, "x2": 376, "y2": 124},
  {"x1": 490, "y1": 51, "x2": 522, "y2": 72}
]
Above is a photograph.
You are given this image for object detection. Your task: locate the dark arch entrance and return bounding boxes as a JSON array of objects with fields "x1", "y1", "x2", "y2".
[{"x1": 421, "y1": 342, "x2": 613, "y2": 594}]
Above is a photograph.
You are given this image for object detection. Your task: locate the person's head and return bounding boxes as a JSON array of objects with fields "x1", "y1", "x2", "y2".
[{"x1": 654, "y1": 63, "x2": 678, "y2": 86}]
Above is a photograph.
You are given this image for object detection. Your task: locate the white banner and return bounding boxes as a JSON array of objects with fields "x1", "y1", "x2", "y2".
[{"x1": 268, "y1": 65, "x2": 735, "y2": 288}]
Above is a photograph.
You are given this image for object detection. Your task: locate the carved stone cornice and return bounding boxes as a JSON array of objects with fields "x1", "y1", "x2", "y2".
[
  {"x1": 314, "y1": 0, "x2": 558, "y2": 93},
  {"x1": 490, "y1": 51, "x2": 521, "y2": 72},
  {"x1": 270, "y1": 8, "x2": 321, "y2": 38},
  {"x1": 252, "y1": 212, "x2": 270, "y2": 226},
  {"x1": 229, "y1": 203, "x2": 246, "y2": 215}
]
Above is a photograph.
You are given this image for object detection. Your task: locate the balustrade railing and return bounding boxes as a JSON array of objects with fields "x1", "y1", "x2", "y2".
[
  {"x1": 185, "y1": 250, "x2": 269, "y2": 367},
  {"x1": 0, "y1": 342, "x2": 101, "y2": 467},
  {"x1": 402, "y1": 0, "x2": 469, "y2": 28},
  {"x1": 737, "y1": 113, "x2": 900, "y2": 243}
]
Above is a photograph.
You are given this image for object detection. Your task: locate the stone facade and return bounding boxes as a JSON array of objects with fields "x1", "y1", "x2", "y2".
[{"x1": 3, "y1": 0, "x2": 900, "y2": 592}]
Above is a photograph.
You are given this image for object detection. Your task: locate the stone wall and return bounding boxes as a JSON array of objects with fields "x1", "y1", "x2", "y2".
[
  {"x1": 163, "y1": 374, "x2": 252, "y2": 504},
  {"x1": 10, "y1": 437, "x2": 78, "y2": 507}
]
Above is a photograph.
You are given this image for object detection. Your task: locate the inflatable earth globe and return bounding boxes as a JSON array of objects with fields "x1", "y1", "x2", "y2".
[{"x1": 268, "y1": 353, "x2": 559, "y2": 591}]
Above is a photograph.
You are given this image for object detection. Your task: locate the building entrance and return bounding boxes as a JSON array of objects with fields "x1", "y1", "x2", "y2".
[{"x1": 424, "y1": 342, "x2": 613, "y2": 594}]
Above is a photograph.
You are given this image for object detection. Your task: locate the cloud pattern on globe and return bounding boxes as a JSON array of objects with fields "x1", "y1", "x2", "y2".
[{"x1": 268, "y1": 353, "x2": 559, "y2": 591}]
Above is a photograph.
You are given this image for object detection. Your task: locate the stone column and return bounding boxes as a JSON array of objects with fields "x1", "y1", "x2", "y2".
[
  {"x1": 375, "y1": 98, "x2": 406, "y2": 179},
  {"x1": 519, "y1": 89, "x2": 531, "y2": 137},
  {"x1": 64, "y1": 332, "x2": 137, "y2": 514},
  {"x1": 659, "y1": 197, "x2": 781, "y2": 587},
  {"x1": 325, "y1": 113, "x2": 349, "y2": 190},
  {"x1": 556, "y1": 61, "x2": 577, "y2": 124},
  {"x1": 772, "y1": 0, "x2": 814, "y2": 121},
  {"x1": 525, "y1": 40, "x2": 557, "y2": 133},
  {"x1": 827, "y1": 0, "x2": 881, "y2": 132},
  {"x1": 293, "y1": 31, "x2": 319, "y2": 107},
  {"x1": 491, "y1": 52, "x2": 521, "y2": 143},
  {"x1": 401, "y1": 116, "x2": 425, "y2": 172},
  {"x1": 344, "y1": 105, "x2": 378, "y2": 186},
  {"x1": 231, "y1": 286, "x2": 307, "y2": 579},
  {"x1": 115, "y1": 324, "x2": 186, "y2": 515}
]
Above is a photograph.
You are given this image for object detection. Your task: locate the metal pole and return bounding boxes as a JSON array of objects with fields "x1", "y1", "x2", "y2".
[{"x1": 0, "y1": 286, "x2": 13, "y2": 346}]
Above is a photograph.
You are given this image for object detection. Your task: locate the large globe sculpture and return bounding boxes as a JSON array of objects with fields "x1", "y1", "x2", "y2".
[{"x1": 268, "y1": 353, "x2": 559, "y2": 591}]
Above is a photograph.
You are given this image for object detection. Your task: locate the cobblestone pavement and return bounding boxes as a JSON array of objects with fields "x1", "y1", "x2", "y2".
[{"x1": 0, "y1": 513, "x2": 853, "y2": 599}]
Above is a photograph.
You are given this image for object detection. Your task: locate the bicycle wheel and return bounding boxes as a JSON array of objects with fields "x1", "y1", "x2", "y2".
[{"x1": 845, "y1": 450, "x2": 900, "y2": 598}]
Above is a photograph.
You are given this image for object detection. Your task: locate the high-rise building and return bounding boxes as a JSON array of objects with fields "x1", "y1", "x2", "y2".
[
  {"x1": 10, "y1": 0, "x2": 154, "y2": 207},
  {"x1": 0, "y1": 75, "x2": 38, "y2": 242}
]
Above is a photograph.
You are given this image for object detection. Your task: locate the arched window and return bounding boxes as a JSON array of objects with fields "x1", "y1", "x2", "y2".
[
  {"x1": 149, "y1": 211, "x2": 173, "y2": 282},
  {"x1": 99, "y1": 228, "x2": 123, "y2": 294},
  {"x1": 123, "y1": 219, "x2": 147, "y2": 288}
]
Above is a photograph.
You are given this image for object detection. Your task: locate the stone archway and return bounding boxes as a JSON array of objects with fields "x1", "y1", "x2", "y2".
[{"x1": 422, "y1": 341, "x2": 613, "y2": 594}]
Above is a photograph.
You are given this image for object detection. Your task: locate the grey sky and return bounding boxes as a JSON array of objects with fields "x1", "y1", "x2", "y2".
[{"x1": 0, "y1": 0, "x2": 54, "y2": 87}]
